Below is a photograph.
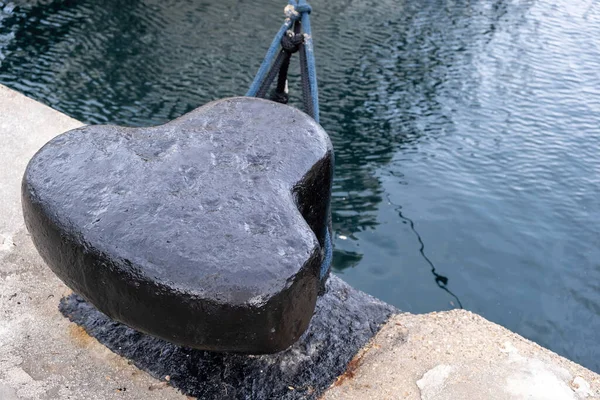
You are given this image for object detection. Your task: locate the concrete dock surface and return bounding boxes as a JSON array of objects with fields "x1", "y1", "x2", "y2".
[
  {"x1": 1, "y1": 84, "x2": 598, "y2": 399},
  {"x1": 322, "y1": 311, "x2": 599, "y2": 400}
]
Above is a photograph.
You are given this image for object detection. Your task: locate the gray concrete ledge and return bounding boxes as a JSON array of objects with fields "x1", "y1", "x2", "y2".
[{"x1": 321, "y1": 311, "x2": 600, "y2": 399}]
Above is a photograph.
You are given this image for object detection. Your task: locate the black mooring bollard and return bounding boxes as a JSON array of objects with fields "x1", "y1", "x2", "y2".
[{"x1": 22, "y1": 97, "x2": 333, "y2": 354}]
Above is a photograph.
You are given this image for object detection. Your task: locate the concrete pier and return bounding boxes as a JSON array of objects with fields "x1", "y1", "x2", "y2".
[
  {"x1": 323, "y1": 311, "x2": 599, "y2": 400},
  {"x1": 1, "y1": 84, "x2": 599, "y2": 399}
]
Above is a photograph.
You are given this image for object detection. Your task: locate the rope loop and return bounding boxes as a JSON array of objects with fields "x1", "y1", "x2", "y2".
[
  {"x1": 295, "y1": 3, "x2": 312, "y2": 14},
  {"x1": 247, "y1": 0, "x2": 319, "y2": 122}
]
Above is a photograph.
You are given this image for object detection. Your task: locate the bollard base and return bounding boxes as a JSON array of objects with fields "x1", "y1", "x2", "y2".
[{"x1": 59, "y1": 275, "x2": 396, "y2": 400}]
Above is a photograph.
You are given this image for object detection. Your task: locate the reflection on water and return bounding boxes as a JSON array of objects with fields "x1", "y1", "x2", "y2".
[
  {"x1": 1, "y1": 0, "x2": 600, "y2": 372},
  {"x1": 386, "y1": 193, "x2": 463, "y2": 309}
]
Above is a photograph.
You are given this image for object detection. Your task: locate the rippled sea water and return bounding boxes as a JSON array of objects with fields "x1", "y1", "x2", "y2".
[{"x1": 1, "y1": 0, "x2": 599, "y2": 371}]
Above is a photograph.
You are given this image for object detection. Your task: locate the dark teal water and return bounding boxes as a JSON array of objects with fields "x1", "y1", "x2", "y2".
[{"x1": 1, "y1": 0, "x2": 599, "y2": 371}]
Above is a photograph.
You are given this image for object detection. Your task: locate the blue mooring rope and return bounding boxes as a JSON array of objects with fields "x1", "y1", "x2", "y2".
[
  {"x1": 245, "y1": 16, "x2": 292, "y2": 99},
  {"x1": 298, "y1": 0, "x2": 319, "y2": 123},
  {"x1": 246, "y1": 1, "x2": 330, "y2": 280},
  {"x1": 321, "y1": 228, "x2": 332, "y2": 280},
  {"x1": 246, "y1": 0, "x2": 319, "y2": 123}
]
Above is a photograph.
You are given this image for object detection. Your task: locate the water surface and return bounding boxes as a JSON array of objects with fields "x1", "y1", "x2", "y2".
[{"x1": 1, "y1": 0, "x2": 599, "y2": 371}]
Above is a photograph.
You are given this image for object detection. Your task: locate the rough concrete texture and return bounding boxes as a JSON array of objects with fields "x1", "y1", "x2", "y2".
[
  {"x1": 0, "y1": 85, "x2": 186, "y2": 399},
  {"x1": 321, "y1": 311, "x2": 600, "y2": 400}
]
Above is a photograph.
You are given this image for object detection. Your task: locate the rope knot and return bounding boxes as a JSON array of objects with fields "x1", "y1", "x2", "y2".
[
  {"x1": 284, "y1": 2, "x2": 311, "y2": 21},
  {"x1": 281, "y1": 30, "x2": 304, "y2": 53},
  {"x1": 283, "y1": 4, "x2": 300, "y2": 20}
]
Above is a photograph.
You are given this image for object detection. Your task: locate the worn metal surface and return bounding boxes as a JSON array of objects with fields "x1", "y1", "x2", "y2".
[
  {"x1": 60, "y1": 275, "x2": 397, "y2": 399},
  {"x1": 22, "y1": 97, "x2": 334, "y2": 353}
]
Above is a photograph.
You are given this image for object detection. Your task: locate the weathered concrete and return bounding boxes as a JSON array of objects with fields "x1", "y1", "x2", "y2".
[
  {"x1": 321, "y1": 311, "x2": 600, "y2": 400},
  {"x1": 22, "y1": 96, "x2": 334, "y2": 353}
]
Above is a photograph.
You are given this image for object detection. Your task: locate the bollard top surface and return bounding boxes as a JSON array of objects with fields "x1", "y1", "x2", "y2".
[{"x1": 22, "y1": 97, "x2": 334, "y2": 352}]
